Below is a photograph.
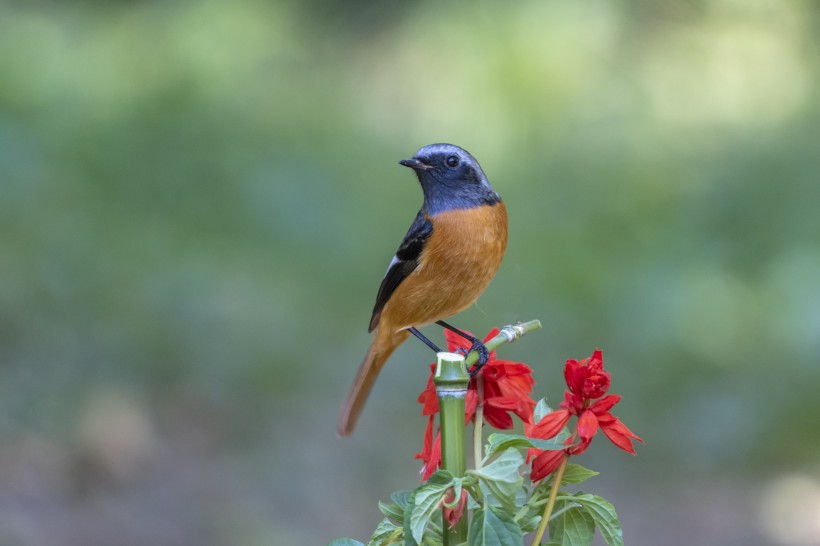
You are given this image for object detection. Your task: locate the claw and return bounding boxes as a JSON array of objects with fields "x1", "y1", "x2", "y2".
[
  {"x1": 467, "y1": 340, "x2": 490, "y2": 377},
  {"x1": 434, "y1": 321, "x2": 491, "y2": 377}
]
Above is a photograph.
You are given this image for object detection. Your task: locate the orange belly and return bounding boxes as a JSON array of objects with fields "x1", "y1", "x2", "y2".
[{"x1": 379, "y1": 202, "x2": 508, "y2": 333}]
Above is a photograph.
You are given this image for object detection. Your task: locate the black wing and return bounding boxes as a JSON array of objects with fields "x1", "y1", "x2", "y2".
[{"x1": 368, "y1": 210, "x2": 433, "y2": 332}]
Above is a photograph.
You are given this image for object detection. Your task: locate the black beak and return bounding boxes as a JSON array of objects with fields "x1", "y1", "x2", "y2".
[{"x1": 399, "y1": 158, "x2": 432, "y2": 171}]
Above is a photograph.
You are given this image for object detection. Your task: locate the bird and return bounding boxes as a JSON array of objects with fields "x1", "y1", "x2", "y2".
[{"x1": 337, "y1": 143, "x2": 508, "y2": 436}]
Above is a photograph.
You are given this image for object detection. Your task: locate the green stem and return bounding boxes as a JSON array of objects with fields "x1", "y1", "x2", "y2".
[
  {"x1": 473, "y1": 374, "x2": 484, "y2": 470},
  {"x1": 531, "y1": 453, "x2": 570, "y2": 545},
  {"x1": 462, "y1": 320, "x2": 542, "y2": 368},
  {"x1": 435, "y1": 352, "x2": 469, "y2": 545}
]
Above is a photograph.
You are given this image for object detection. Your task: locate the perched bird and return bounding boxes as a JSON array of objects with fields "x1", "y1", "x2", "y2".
[{"x1": 338, "y1": 143, "x2": 508, "y2": 436}]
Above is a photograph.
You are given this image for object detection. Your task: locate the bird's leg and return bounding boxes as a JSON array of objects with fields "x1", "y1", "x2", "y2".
[
  {"x1": 408, "y1": 327, "x2": 443, "y2": 354},
  {"x1": 435, "y1": 320, "x2": 490, "y2": 376}
]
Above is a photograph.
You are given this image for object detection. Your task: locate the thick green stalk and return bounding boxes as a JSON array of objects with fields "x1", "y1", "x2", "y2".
[{"x1": 435, "y1": 351, "x2": 469, "y2": 545}]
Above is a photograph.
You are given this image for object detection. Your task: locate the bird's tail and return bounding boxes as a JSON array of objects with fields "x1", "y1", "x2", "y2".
[{"x1": 337, "y1": 326, "x2": 409, "y2": 436}]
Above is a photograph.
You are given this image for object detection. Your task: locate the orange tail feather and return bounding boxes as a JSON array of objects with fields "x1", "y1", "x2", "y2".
[{"x1": 337, "y1": 327, "x2": 409, "y2": 436}]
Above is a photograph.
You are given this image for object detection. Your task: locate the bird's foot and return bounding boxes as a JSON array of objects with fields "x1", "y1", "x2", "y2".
[
  {"x1": 435, "y1": 320, "x2": 491, "y2": 376},
  {"x1": 465, "y1": 341, "x2": 490, "y2": 377},
  {"x1": 455, "y1": 341, "x2": 490, "y2": 376}
]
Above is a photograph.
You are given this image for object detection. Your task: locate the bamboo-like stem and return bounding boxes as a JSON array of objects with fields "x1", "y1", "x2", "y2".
[
  {"x1": 435, "y1": 352, "x2": 469, "y2": 545},
  {"x1": 531, "y1": 453, "x2": 570, "y2": 545},
  {"x1": 473, "y1": 374, "x2": 485, "y2": 470}
]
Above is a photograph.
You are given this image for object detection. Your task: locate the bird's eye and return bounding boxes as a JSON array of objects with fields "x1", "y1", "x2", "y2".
[{"x1": 446, "y1": 155, "x2": 460, "y2": 168}]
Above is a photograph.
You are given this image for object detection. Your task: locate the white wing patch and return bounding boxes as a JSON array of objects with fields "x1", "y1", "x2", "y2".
[{"x1": 383, "y1": 255, "x2": 400, "y2": 278}]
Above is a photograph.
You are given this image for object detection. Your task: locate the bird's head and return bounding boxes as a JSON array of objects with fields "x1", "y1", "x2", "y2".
[{"x1": 399, "y1": 143, "x2": 500, "y2": 215}]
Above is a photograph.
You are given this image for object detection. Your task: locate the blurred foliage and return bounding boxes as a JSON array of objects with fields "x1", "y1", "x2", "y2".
[{"x1": 1, "y1": 0, "x2": 819, "y2": 545}]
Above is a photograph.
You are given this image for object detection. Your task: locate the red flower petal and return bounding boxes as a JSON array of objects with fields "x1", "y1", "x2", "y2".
[
  {"x1": 444, "y1": 329, "x2": 473, "y2": 354},
  {"x1": 529, "y1": 409, "x2": 570, "y2": 440},
  {"x1": 566, "y1": 436, "x2": 593, "y2": 456},
  {"x1": 485, "y1": 396, "x2": 520, "y2": 410},
  {"x1": 420, "y1": 431, "x2": 442, "y2": 480},
  {"x1": 496, "y1": 363, "x2": 535, "y2": 388},
  {"x1": 484, "y1": 396, "x2": 523, "y2": 429},
  {"x1": 417, "y1": 364, "x2": 439, "y2": 416},
  {"x1": 483, "y1": 404, "x2": 515, "y2": 429},
  {"x1": 564, "y1": 358, "x2": 585, "y2": 394},
  {"x1": 465, "y1": 389, "x2": 479, "y2": 423},
  {"x1": 589, "y1": 394, "x2": 621, "y2": 415},
  {"x1": 576, "y1": 409, "x2": 599, "y2": 441},
  {"x1": 581, "y1": 369, "x2": 610, "y2": 399},
  {"x1": 600, "y1": 416, "x2": 643, "y2": 455},
  {"x1": 415, "y1": 416, "x2": 435, "y2": 463},
  {"x1": 530, "y1": 449, "x2": 564, "y2": 481},
  {"x1": 561, "y1": 390, "x2": 585, "y2": 415},
  {"x1": 513, "y1": 401, "x2": 538, "y2": 424},
  {"x1": 588, "y1": 349, "x2": 604, "y2": 371}
]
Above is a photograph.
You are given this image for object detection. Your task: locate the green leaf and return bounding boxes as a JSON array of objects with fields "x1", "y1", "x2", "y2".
[
  {"x1": 367, "y1": 518, "x2": 401, "y2": 546},
  {"x1": 485, "y1": 433, "x2": 533, "y2": 457},
  {"x1": 534, "y1": 398, "x2": 553, "y2": 422},
  {"x1": 469, "y1": 448, "x2": 524, "y2": 512},
  {"x1": 391, "y1": 490, "x2": 412, "y2": 508},
  {"x1": 572, "y1": 493, "x2": 623, "y2": 546},
  {"x1": 403, "y1": 494, "x2": 419, "y2": 546},
  {"x1": 484, "y1": 433, "x2": 570, "y2": 458},
  {"x1": 427, "y1": 470, "x2": 455, "y2": 484},
  {"x1": 554, "y1": 464, "x2": 599, "y2": 486},
  {"x1": 473, "y1": 448, "x2": 523, "y2": 484},
  {"x1": 327, "y1": 539, "x2": 365, "y2": 546},
  {"x1": 467, "y1": 505, "x2": 523, "y2": 546},
  {"x1": 408, "y1": 475, "x2": 454, "y2": 544},
  {"x1": 548, "y1": 505, "x2": 595, "y2": 546},
  {"x1": 378, "y1": 500, "x2": 404, "y2": 525},
  {"x1": 442, "y1": 477, "x2": 465, "y2": 509},
  {"x1": 466, "y1": 487, "x2": 482, "y2": 509},
  {"x1": 517, "y1": 513, "x2": 541, "y2": 533}
]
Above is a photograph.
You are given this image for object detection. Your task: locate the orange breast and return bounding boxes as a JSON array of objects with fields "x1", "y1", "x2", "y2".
[{"x1": 379, "y1": 202, "x2": 508, "y2": 332}]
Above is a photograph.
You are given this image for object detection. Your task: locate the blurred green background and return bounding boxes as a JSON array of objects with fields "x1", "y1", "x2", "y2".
[{"x1": 1, "y1": 0, "x2": 819, "y2": 544}]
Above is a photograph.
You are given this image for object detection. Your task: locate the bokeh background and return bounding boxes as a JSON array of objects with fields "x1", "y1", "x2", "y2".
[{"x1": 1, "y1": 0, "x2": 819, "y2": 544}]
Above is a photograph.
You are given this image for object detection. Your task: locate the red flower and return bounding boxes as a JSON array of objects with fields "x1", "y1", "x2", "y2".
[
  {"x1": 564, "y1": 349, "x2": 610, "y2": 400},
  {"x1": 526, "y1": 350, "x2": 642, "y2": 481},
  {"x1": 442, "y1": 488, "x2": 468, "y2": 529},
  {"x1": 415, "y1": 416, "x2": 442, "y2": 480},
  {"x1": 416, "y1": 328, "x2": 536, "y2": 480}
]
